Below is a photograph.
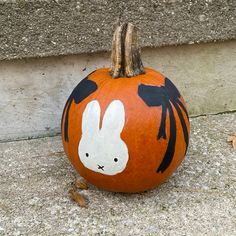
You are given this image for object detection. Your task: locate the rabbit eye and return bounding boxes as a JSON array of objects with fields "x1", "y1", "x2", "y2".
[
  {"x1": 114, "y1": 158, "x2": 118, "y2": 162},
  {"x1": 85, "y1": 153, "x2": 89, "y2": 157}
]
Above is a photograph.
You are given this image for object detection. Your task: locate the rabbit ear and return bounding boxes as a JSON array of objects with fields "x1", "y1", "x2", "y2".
[
  {"x1": 82, "y1": 100, "x2": 101, "y2": 135},
  {"x1": 101, "y1": 100, "x2": 125, "y2": 136}
]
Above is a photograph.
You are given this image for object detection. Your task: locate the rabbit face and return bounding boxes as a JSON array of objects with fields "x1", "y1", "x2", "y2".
[{"x1": 78, "y1": 100, "x2": 129, "y2": 175}]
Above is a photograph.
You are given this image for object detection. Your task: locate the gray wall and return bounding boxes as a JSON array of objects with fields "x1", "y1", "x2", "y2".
[
  {"x1": 0, "y1": 0, "x2": 235, "y2": 60},
  {"x1": 0, "y1": 40, "x2": 235, "y2": 142}
]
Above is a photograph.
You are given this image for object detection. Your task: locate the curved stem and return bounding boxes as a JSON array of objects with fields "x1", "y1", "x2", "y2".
[{"x1": 110, "y1": 23, "x2": 145, "y2": 78}]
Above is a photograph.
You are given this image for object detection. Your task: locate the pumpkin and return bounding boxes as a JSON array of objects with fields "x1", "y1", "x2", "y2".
[{"x1": 61, "y1": 23, "x2": 190, "y2": 193}]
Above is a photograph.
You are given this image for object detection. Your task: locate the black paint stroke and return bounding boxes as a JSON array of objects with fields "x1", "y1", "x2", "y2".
[
  {"x1": 176, "y1": 99, "x2": 189, "y2": 120},
  {"x1": 62, "y1": 72, "x2": 97, "y2": 142},
  {"x1": 172, "y1": 102, "x2": 189, "y2": 154},
  {"x1": 157, "y1": 102, "x2": 176, "y2": 172},
  {"x1": 138, "y1": 78, "x2": 189, "y2": 173}
]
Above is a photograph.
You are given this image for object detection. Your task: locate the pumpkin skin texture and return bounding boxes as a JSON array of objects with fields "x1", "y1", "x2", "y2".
[{"x1": 61, "y1": 68, "x2": 190, "y2": 193}]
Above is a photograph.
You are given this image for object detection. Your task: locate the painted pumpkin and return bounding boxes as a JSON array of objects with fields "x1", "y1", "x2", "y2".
[{"x1": 61, "y1": 23, "x2": 190, "y2": 193}]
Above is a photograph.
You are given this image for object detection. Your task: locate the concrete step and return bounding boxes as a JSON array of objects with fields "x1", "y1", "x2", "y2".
[
  {"x1": 1, "y1": 40, "x2": 236, "y2": 142},
  {"x1": 0, "y1": 113, "x2": 235, "y2": 235},
  {"x1": 1, "y1": 0, "x2": 235, "y2": 60}
]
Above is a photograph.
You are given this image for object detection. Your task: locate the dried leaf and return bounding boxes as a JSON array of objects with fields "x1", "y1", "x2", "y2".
[
  {"x1": 68, "y1": 189, "x2": 88, "y2": 208},
  {"x1": 74, "y1": 180, "x2": 88, "y2": 190},
  {"x1": 227, "y1": 133, "x2": 236, "y2": 150}
]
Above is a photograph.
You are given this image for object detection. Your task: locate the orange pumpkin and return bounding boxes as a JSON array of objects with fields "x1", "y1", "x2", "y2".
[{"x1": 61, "y1": 23, "x2": 190, "y2": 193}]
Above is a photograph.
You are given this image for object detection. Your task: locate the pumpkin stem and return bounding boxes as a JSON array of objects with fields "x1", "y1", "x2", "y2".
[{"x1": 110, "y1": 23, "x2": 145, "y2": 78}]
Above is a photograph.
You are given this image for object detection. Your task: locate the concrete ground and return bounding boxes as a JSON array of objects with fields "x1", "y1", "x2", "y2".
[{"x1": 0, "y1": 113, "x2": 235, "y2": 236}]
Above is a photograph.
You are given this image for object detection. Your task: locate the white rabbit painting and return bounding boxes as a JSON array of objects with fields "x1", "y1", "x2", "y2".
[{"x1": 78, "y1": 100, "x2": 129, "y2": 175}]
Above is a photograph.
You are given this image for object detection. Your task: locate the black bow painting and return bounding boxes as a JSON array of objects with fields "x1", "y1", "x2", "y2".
[
  {"x1": 62, "y1": 73, "x2": 97, "y2": 142},
  {"x1": 138, "y1": 78, "x2": 189, "y2": 173}
]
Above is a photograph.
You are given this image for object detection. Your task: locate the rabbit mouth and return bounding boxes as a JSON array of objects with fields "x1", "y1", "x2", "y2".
[{"x1": 97, "y1": 165, "x2": 104, "y2": 171}]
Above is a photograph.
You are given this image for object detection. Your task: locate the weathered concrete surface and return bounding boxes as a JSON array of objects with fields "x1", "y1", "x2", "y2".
[
  {"x1": 0, "y1": 113, "x2": 235, "y2": 235},
  {"x1": 0, "y1": 0, "x2": 235, "y2": 60},
  {"x1": 0, "y1": 40, "x2": 236, "y2": 142}
]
